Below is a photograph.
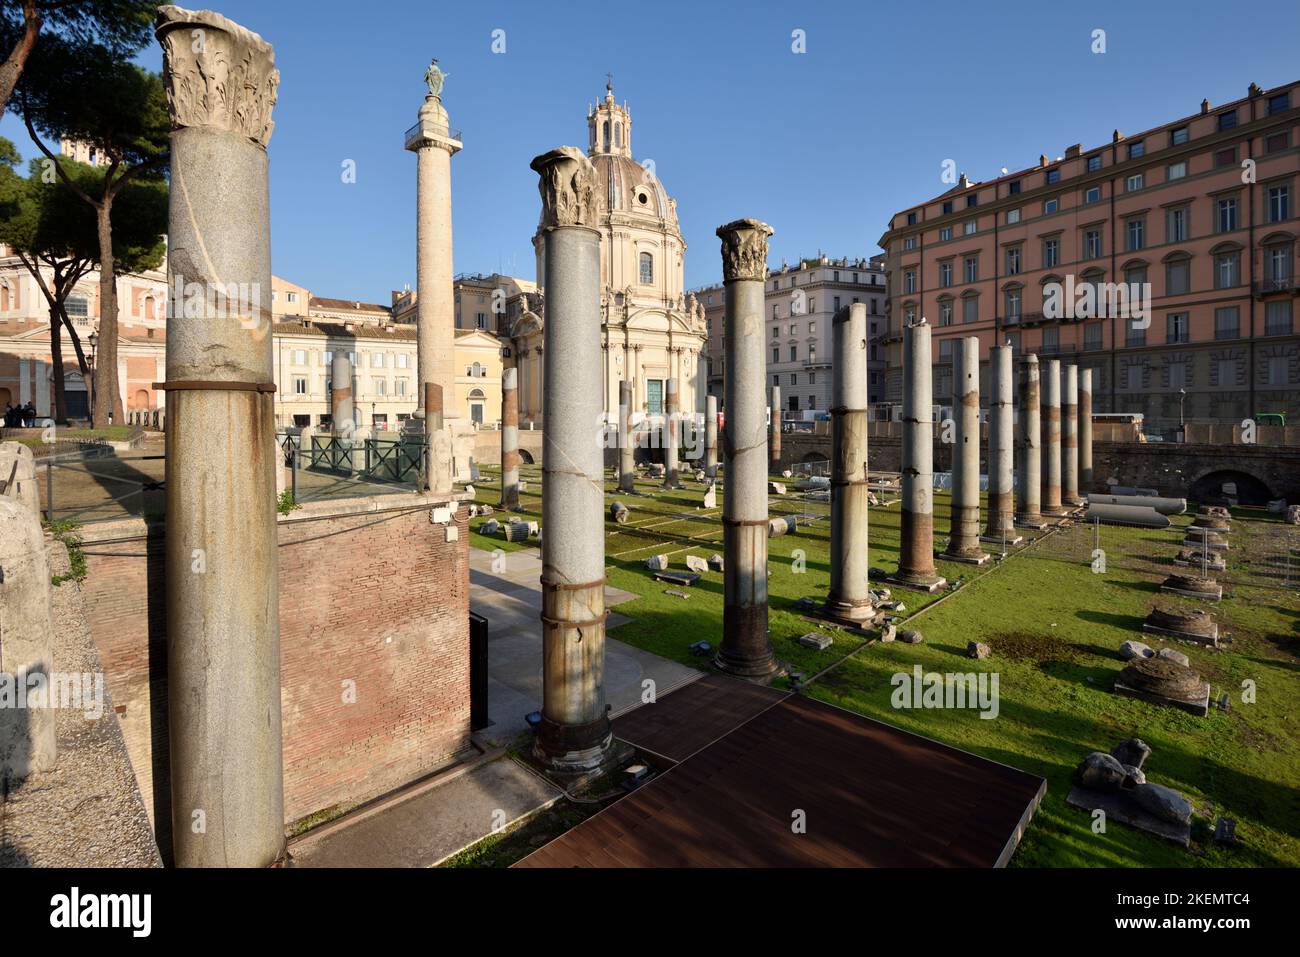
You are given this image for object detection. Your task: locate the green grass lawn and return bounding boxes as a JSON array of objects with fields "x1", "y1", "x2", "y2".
[{"x1": 467, "y1": 462, "x2": 1300, "y2": 867}]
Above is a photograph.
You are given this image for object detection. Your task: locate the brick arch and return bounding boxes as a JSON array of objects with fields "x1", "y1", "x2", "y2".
[{"x1": 1187, "y1": 467, "x2": 1274, "y2": 506}]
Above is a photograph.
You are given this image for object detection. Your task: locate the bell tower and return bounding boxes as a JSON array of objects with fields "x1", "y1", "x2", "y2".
[{"x1": 588, "y1": 75, "x2": 632, "y2": 158}]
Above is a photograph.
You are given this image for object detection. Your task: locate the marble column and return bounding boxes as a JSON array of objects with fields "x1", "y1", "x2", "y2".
[
  {"x1": 892, "y1": 321, "x2": 945, "y2": 590},
  {"x1": 982, "y1": 344, "x2": 1020, "y2": 544},
  {"x1": 500, "y1": 367, "x2": 519, "y2": 509},
  {"x1": 1016, "y1": 354, "x2": 1045, "y2": 528},
  {"x1": 156, "y1": 6, "x2": 283, "y2": 867},
  {"x1": 716, "y1": 218, "x2": 778, "y2": 678},
  {"x1": 618, "y1": 379, "x2": 635, "y2": 493},
  {"x1": 531, "y1": 146, "x2": 613, "y2": 771},
  {"x1": 662, "y1": 377, "x2": 680, "y2": 489},
  {"x1": 1062, "y1": 363, "x2": 1081, "y2": 506},
  {"x1": 406, "y1": 63, "x2": 462, "y2": 417},
  {"x1": 330, "y1": 353, "x2": 353, "y2": 434},
  {"x1": 1042, "y1": 358, "x2": 1064, "y2": 515},
  {"x1": 769, "y1": 385, "x2": 781, "y2": 464},
  {"x1": 704, "y1": 394, "x2": 718, "y2": 478},
  {"x1": 824, "y1": 303, "x2": 876, "y2": 623},
  {"x1": 1079, "y1": 367, "x2": 1094, "y2": 494},
  {"x1": 943, "y1": 336, "x2": 988, "y2": 563}
]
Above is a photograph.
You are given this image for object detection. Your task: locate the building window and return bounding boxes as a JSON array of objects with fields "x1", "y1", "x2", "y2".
[
  {"x1": 939, "y1": 301, "x2": 953, "y2": 325},
  {"x1": 1215, "y1": 251, "x2": 1240, "y2": 289},
  {"x1": 1166, "y1": 206, "x2": 1189, "y2": 242},
  {"x1": 1044, "y1": 197, "x2": 1058, "y2": 215},
  {"x1": 1217, "y1": 110, "x2": 1238, "y2": 131},
  {"x1": 939, "y1": 226, "x2": 952, "y2": 241},
  {"x1": 1266, "y1": 244, "x2": 1293, "y2": 285},
  {"x1": 967, "y1": 194, "x2": 979, "y2": 208},
  {"x1": 833, "y1": 296, "x2": 841, "y2": 311},
  {"x1": 1006, "y1": 207, "x2": 1021, "y2": 225},
  {"x1": 1126, "y1": 173, "x2": 1144, "y2": 192},
  {"x1": 1166, "y1": 312, "x2": 1189, "y2": 344},
  {"x1": 789, "y1": 345, "x2": 798, "y2": 361},
  {"x1": 375, "y1": 378, "x2": 387, "y2": 396},
  {"x1": 1009, "y1": 180, "x2": 1022, "y2": 195},
  {"x1": 1215, "y1": 306, "x2": 1240, "y2": 340},
  {"x1": 1165, "y1": 257, "x2": 1191, "y2": 296},
  {"x1": 1169, "y1": 362, "x2": 1188, "y2": 389},
  {"x1": 962, "y1": 297, "x2": 978, "y2": 324},
  {"x1": 1005, "y1": 246, "x2": 1021, "y2": 275},
  {"x1": 904, "y1": 270, "x2": 916, "y2": 293},
  {"x1": 964, "y1": 256, "x2": 978, "y2": 283},
  {"x1": 904, "y1": 237, "x2": 917, "y2": 250},
  {"x1": 639, "y1": 252, "x2": 654, "y2": 284},
  {"x1": 942, "y1": 200, "x2": 953, "y2": 215},
  {"x1": 1126, "y1": 218, "x2": 1145, "y2": 251},
  {"x1": 907, "y1": 211, "x2": 918, "y2": 225},
  {"x1": 1041, "y1": 327, "x2": 1059, "y2": 354},
  {"x1": 1214, "y1": 147, "x2": 1237, "y2": 168},
  {"x1": 1084, "y1": 186, "x2": 1101, "y2": 204},
  {"x1": 1167, "y1": 161, "x2": 1187, "y2": 181},
  {"x1": 1085, "y1": 156, "x2": 1101, "y2": 173},
  {"x1": 1046, "y1": 168, "x2": 1060, "y2": 185},
  {"x1": 397, "y1": 353, "x2": 409, "y2": 369},
  {"x1": 1043, "y1": 237, "x2": 1059, "y2": 268},
  {"x1": 1127, "y1": 141, "x2": 1145, "y2": 159},
  {"x1": 1267, "y1": 184, "x2": 1291, "y2": 223},
  {"x1": 372, "y1": 352, "x2": 385, "y2": 368},
  {"x1": 1265, "y1": 300, "x2": 1293, "y2": 336},
  {"x1": 939, "y1": 339, "x2": 954, "y2": 361},
  {"x1": 1084, "y1": 322, "x2": 1102, "y2": 351},
  {"x1": 293, "y1": 377, "x2": 308, "y2": 395},
  {"x1": 963, "y1": 220, "x2": 977, "y2": 236},
  {"x1": 1265, "y1": 130, "x2": 1292, "y2": 153},
  {"x1": 1266, "y1": 356, "x2": 1288, "y2": 386},
  {"x1": 1216, "y1": 197, "x2": 1238, "y2": 232},
  {"x1": 395, "y1": 379, "x2": 407, "y2": 396},
  {"x1": 1085, "y1": 229, "x2": 1102, "y2": 259},
  {"x1": 1126, "y1": 325, "x2": 1146, "y2": 348},
  {"x1": 1268, "y1": 91, "x2": 1291, "y2": 114},
  {"x1": 1171, "y1": 125, "x2": 1189, "y2": 146},
  {"x1": 772, "y1": 347, "x2": 779, "y2": 363},
  {"x1": 939, "y1": 262, "x2": 953, "y2": 287},
  {"x1": 1005, "y1": 288, "x2": 1021, "y2": 321}
]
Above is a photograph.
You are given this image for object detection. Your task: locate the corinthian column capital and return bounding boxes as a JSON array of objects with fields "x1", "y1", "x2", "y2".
[
  {"x1": 156, "y1": 5, "x2": 279, "y2": 148},
  {"x1": 530, "y1": 146, "x2": 603, "y2": 229},
  {"x1": 716, "y1": 218, "x2": 773, "y2": 282}
]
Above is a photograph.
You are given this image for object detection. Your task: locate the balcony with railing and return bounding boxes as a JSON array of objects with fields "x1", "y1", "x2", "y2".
[
  {"x1": 404, "y1": 121, "x2": 463, "y2": 150},
  {"x1": 1254, "y1": 276, "x2": 1298, "y2": 296}
]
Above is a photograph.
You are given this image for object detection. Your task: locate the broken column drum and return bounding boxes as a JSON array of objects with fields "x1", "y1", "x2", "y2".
[
  {"x1": 1042, "y1": 358, "x2": 1063, "y2": 515},
  {"x1": 330, "y1": 352, "x2": 353, "y2": 433},
  {"x1": 823, "y1": 302, "x2": 875, "y2": 622},
  {"x1": 618, "y1": 379, "x2": 635, "y2": 493},
  {"x1": 531, "y1": 146, "x2": 614, "y2": 771},
  {"x1": 156, "y1": 6, "x2": 284, "y2": 867},
  {"x1": 944, "y1": 336, "x2": 988, "y2": 562},
  {"x1": 983, "y1": 344, "x2": 1016, "y2": 541},
  {"x1": 704, "y1": 394, "x2": 718, "y2": 478},
  {"x1": 1016, "y1": 354, "x2": 1044, "y2": 527},
  {"x1": 1062, "y1": 364, "x2": 1080, "y2": 505},
  {"x1": 500, "y1": 367, "x2": 520, "y2": 508},
  {"x1": 715, "y1": 219, "x2": 778, "y2": 678},
  {"x1": 894, "y1": 321, "x2": 943, "y2": 588}
]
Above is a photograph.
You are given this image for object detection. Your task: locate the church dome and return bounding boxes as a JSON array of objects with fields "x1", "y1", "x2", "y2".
[{"x1": 586, "y1": 80, "x2": 677, "y2": 226}]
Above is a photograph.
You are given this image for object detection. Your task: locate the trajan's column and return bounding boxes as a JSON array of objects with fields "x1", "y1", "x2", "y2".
[{"x1": 406, "y1": 59, "x2": 462, "y2": 419}]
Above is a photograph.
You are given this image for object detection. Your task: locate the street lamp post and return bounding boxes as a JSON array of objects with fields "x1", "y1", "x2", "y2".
[
  {"x1": 87, "y1": 331, "x2": 98, "y2": 424},
  {"x1": 1179, "y1": 388, "x2": 1186, "y2": 440}
]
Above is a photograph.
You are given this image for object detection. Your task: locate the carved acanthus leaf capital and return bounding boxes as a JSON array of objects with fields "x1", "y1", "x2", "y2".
[
  {"x1": 156, "y1": 5, "x2": 279, "y2": 149},
  {"x1": 531, "y1": 146, "x2": 603, "y2": 229},
  {"x1": 716, "y1": 218, "x2": 773, "y2": 282}
]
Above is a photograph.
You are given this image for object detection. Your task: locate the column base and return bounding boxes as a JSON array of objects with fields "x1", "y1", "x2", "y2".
[
  {"x1": 1015, "y1": 514, "x2": 1049, "y2": 530},
  {"x1": 980, "y1": 532, "x2": 1024, "y2": 546},
  {"x1": 939, "y1": 549, "x2": 992, "y2": 566},
  {"x1": 815, "y1": 596, "x2": 879, "y2": 630},
  {"x1": 533, "y1": 713, "x2": 620, "y2": 776},
  {"x1": 714, "y1": 619, "x2": 782, "y2": 680},
  {"x1": 883, "y1": 572, "x2": 948, "y2": 593}
]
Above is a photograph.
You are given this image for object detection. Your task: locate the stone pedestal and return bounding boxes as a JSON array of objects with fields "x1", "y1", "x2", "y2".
[
  {"x1": 823, "y1": 303, "x2": 877, "y2": 623},
  {"x1": 500, "y1": 367, "x2": 520, "y2": 509},
  {"x1": 156, "y1": 5, "x2": 284, "y2": 867},
  {"x1": 1015, "y1": 354, "x2": 1046, "y2": 529},
  {"x1": 981, "y1": 344, "x2": 1020, "y2": 545},
  {"x1": 715, "y1": 219, "x2": 778, "y2": 679},
  {"x1": 943, "y1": 336, "x2": 989, "y2": 564},
  {"x1": 890, "y1": 321, "x2": 945, "y2": 591},
  {"x1": 531, "y1": 147, "x2": 614, "y2": 771}
]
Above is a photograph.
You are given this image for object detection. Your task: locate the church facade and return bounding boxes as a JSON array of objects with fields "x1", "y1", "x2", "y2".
[{"x1": 509, "y1": 83, "x2": 708, "y2": 425}]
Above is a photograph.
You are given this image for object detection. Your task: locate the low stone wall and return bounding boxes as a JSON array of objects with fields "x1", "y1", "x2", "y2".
[
  {"x1": 77, "y1": 490, "x2": 475, "y2": 843},
  {"x1": 470, "y1": 425, "x2": 544, "y2": 467}
]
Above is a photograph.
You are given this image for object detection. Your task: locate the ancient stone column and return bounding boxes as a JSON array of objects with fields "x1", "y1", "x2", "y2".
[
  {"x1": 823, "y1": 303, "x2": 875, "y2": 623},
  {"x1": 1079, "y1": 367, "x2": 1094, "y2": 494},
  {"x1": 982, "y1": 344, "x2": 1019, "y2": 543},
  {"x1": 769, "y1": 385, "x2": 781, "y2": 464},
  {"x1": 1042, "y1": 358, "x2": 1064, "y2": 515},
  {"x1": 156, "y1": 6, "x2": 283, "y2": 867},
  {"x1": 662, "y1": 377, "x2": 680, "y2": 489},
  {"x1": 500, "y1": 367, "x2": 520, "y2": 509},
  {"x1": 716, "y1": 219, "x2": 778, "y2": 678},
  {"x1": 943, "y1": 336, "x2": 988, "y2": 563},
  {"x1": 330, "y1": 352, "x2": 353, "y2": 434},
  {"x1": 1062, "y1": 363, "x2": 1080, "y2": 506},
  {"x1": 618, "y1": 379, "x2": 635, "y2": 493},
  {"x1": 531, "y1": 146, "x2": 613, "y2": 771},
  {"x1": 406, "y1": 60, "x2": 462, "y2": 417},
  {"x1": 892, "y1": 321, "x2": 945, "y2": 590},
  {"x1": 1016, "y1": 354, "x2": 1045, "y2": 528},
  {"x1": 704, "y1": 394, "x2": 718, "y2": 478}
]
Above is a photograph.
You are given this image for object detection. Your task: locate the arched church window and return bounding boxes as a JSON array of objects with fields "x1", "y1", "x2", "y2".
[
  {"x1": 614, "y1": 124, "x2": 621, "y2": 147},
  {"x1": 602, "y1": 121, "x2": 610, "y2": 151},
  {"x1": 639, "y1": 252, "x2": 653, "y2": 285}
]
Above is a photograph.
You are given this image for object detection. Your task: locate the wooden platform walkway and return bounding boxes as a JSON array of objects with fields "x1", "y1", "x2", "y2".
[{"x1": 516, "y1": 675, "x2": 1045, "y2": 868}]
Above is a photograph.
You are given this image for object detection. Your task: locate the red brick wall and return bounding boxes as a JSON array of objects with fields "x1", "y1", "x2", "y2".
[{"x1": 79, "y1": 496, "x2": 473, "y2": 836}]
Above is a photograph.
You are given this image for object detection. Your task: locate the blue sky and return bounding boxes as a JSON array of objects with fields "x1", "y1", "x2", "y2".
[{"x1": 3, "y1": 0, "x2": 1297, "y2": 303}]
